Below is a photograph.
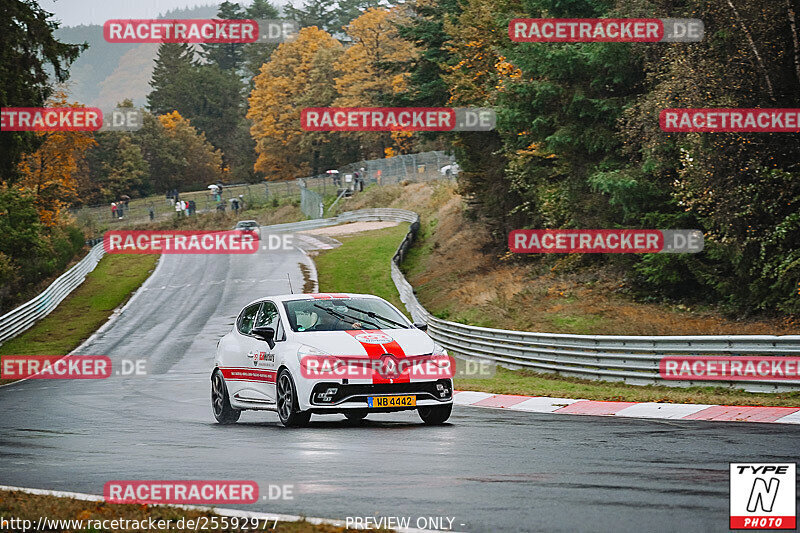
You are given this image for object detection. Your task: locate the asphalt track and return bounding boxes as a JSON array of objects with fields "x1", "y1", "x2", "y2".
[{"x1": 0, "y1": 243, "x2": 798, "y2": 533}]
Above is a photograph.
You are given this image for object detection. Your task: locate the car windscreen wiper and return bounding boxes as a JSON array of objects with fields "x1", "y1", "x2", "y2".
[
  {"x1": 312, "y1": 303, "x2": 382, "y2": 330},
  {"x1": 340, "y1": 304, "x2": 409, "y2": 329}
]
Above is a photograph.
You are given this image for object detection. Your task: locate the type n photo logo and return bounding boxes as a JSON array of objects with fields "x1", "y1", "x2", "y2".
[{"x1": 730, "y1": 463, "x2": 796, "y2": 530}]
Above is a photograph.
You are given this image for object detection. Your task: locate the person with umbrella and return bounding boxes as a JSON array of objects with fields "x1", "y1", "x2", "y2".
[{"x1": 208, "y1": 184, "x2": 220, "y2": 202}]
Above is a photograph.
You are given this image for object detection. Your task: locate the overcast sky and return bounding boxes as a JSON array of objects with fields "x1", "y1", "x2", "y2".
[{"x1": 39, "y1": 0, "x2": 282, "y2": 27}]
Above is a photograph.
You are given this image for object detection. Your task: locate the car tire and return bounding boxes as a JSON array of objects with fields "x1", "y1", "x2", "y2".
[
  {"x1": 418, "y1": 403, "x2": 452, "y2": 425},
  {"x1": 212, "y1": 371, "x2": 241, "y2": 424},
  {"x1": 344, "y1": 409, "x2": 368, "y2": 421},
  {"x1": 277, "y1": 369, "x2": 311, "y2": 427}
]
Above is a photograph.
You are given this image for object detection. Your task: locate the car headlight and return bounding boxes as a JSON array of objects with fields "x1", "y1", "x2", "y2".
[
  {"x1": 297, "y1": 346, "x2": 349, "y2": 380},
  {"x1": 297, "y1": 344, "x2": 333, "y2": 364},
  {"x1": 297, "y1": 344, "x2": 331, "y2": 361},
  {"x1": 431, "y1": 344, "x2": 452, "y2": 372}
]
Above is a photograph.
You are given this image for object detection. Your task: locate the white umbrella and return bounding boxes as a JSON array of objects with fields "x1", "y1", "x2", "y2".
[
  {"x1": 325, "y1": 169, "x2": 339, "y2": 174},
  {"x1": 208, "y1": 184, "x2": 219, "y2": 190}
]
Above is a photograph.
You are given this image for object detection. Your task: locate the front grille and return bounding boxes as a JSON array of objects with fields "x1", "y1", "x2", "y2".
[{"x1": 310, "y1": 379, "x2": 452, "y2": 405}]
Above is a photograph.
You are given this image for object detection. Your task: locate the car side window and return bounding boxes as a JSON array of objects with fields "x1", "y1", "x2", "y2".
[
  {"x1": 256, "y1": 301, "x2": 286, "y2": 342},
  {"x1": 237, "y1": 303, "x2": 261, "y2": 335}
]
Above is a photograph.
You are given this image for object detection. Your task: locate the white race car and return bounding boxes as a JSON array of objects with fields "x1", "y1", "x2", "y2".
[{"x1": 211, "y1": 293, "x2": 454, "y2": 427}]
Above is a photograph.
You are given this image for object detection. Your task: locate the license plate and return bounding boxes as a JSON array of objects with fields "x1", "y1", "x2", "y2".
[{"x1": 368, "y1": 395, "x2": 416, "y2": 408}]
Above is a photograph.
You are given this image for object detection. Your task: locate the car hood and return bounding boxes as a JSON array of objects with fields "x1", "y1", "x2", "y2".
[{"x1": 295, "y1": 329, "x2": 435, "y2": 356}]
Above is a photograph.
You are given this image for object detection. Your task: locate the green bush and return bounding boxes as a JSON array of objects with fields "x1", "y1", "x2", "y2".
[{"x1": 0, "y1": 188, "x2": 85, "y2": 312}]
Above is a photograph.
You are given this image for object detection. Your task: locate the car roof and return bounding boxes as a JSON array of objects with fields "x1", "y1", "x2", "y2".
[{"x1": 242, "y1": 293, "x2": 384, "y2": 308}]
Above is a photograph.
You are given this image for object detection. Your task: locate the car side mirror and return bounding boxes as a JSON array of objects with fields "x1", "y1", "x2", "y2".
[
  {"x1": 413, "y1": 321, "x2": 428, "y2": 332},
  {"x1": 251, "y1": 326, "x2": 275, "y2": 349}
]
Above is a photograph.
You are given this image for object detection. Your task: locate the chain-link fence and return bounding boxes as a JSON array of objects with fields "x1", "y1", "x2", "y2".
[
  {"x1": 69, "y1": 183, "x2": 278, "y2": 234},
  {"x1": 69, "y1": 151, "x2": 456, "y2": 229},
  {"x1": 299, "y1": 184, "x2": 324, "y2": 219}
]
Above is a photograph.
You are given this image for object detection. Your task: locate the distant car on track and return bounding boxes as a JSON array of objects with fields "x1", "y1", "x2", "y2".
[
  {"x1": 232, "y1": 220, "x2": 261, "y2": 241},
  {"x1": 211, "y1": 293, "x2": 454, "y2": 427}
]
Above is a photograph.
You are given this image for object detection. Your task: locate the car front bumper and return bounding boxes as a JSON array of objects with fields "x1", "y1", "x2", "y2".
[{"x1": 302, "y1": 378, "x2": 453, "y2": 413}]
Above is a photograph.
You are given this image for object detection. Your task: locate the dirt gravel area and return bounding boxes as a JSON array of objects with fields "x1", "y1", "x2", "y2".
[{"x1": 301, "y1": 220, "x2": 399, "y2": 237}]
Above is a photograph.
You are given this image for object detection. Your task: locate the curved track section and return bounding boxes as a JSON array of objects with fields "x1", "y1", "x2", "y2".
[{"x1": 0, "y1": 241, "x2": 798, "y2": 532}]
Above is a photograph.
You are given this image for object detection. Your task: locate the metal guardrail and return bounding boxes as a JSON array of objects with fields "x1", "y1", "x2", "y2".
[
  {"x1": 238, "y1": 208, "x2": 800, "y2": 392},
  {"x1": 5, "y1": 208, "x2": 799, "y2": 393},
  {"x1": 0, "y1": 242, "x2": 106, "y2": 345},
  {"x1": 358, "y1": 209, "x2": 800, "y2": 394}
]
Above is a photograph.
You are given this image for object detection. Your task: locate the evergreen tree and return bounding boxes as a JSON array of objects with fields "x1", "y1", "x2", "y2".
[
  {"x1": 242, "y1": 0, "x2": 281, "y2": 80},
  {"x1": 146, "y1": 43, "x2": 197, "y2": 115},
  {"x1": 201, "y1": 1, "x2": 246, "y2": 72},
  {"x1": 284, "y1": 0, "x2": 339, "y2": 34},
  {"x1": 1, "y1": 0, "x2": 86, "y2": 184}
]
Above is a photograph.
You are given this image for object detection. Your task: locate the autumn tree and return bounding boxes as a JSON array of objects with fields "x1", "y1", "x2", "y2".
[
  {"x1": 334, "y1": 8, "x2": 418, "y2": 158},
  {"x1": 16, "y1": 93, "x2": 97, "y2": 225},
  {"x1": 248, "y1": 27, "x2": 350, "y2": 179},
  {"x1": 0, "y1": 2, "x2": 86, "y2": 312},
  {"x1": 617, "y1": 0, "x2": 800, "y2": 311},
  {"x1": 135, "y1": 111, "x2": 224, "y2": 192},
  {"x1": 1, "y1": 0, "x2": 86, "y2": 184}
]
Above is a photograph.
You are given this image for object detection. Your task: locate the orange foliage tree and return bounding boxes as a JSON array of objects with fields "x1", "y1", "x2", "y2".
[
  {"x1": 248, "y1": 27, "x2": 344, "y2": 180},
  {"x1": 16, "y1": 92, "x2": 96, "y2": 225},
  {"x1": 334, "y1": 8, "x2": 418, "y2": 157},
  {"x1": 157, "y1": 110, "x2": 224, "y2": 189}
]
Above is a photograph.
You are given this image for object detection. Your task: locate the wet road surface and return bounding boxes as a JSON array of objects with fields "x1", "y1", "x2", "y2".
[{"x1": 0, "y1": 245, "x2": 798, "y2": 532}]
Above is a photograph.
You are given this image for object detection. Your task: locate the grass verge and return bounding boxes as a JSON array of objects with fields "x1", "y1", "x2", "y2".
[
  {"x1": 313, "y1": 224, "x2": 410, "y2": 313},
  {"x1": 312, "y1": 223, "x2": 800, "y2": 407},
  {"x1": 0, "y1": 253, "x2": 158, "y2": 385},
  {"x1": 0, "y1": 490, "x2": 386, "y2": 532}
]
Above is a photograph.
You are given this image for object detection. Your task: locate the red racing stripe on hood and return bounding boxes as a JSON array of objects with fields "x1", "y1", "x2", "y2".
[{"x1": 346, "y1": 330, "x2": 410, "y2": 384}]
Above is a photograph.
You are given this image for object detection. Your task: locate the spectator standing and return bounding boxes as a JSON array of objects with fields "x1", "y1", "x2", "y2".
[
  {"x1": 111, "y1": 202, "x2": 117, "y2": 219},
  {"x1": 148, "y1": 206, "x2": 155, "y2": 221}
]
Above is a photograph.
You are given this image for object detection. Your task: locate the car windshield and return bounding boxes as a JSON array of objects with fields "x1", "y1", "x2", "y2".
[
  {"x1": 236, "y1": 221, "x2": 258, "y2": 228},
  {"x1": 283, "y1": 298, "x2": 411, "y2": 332}
]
